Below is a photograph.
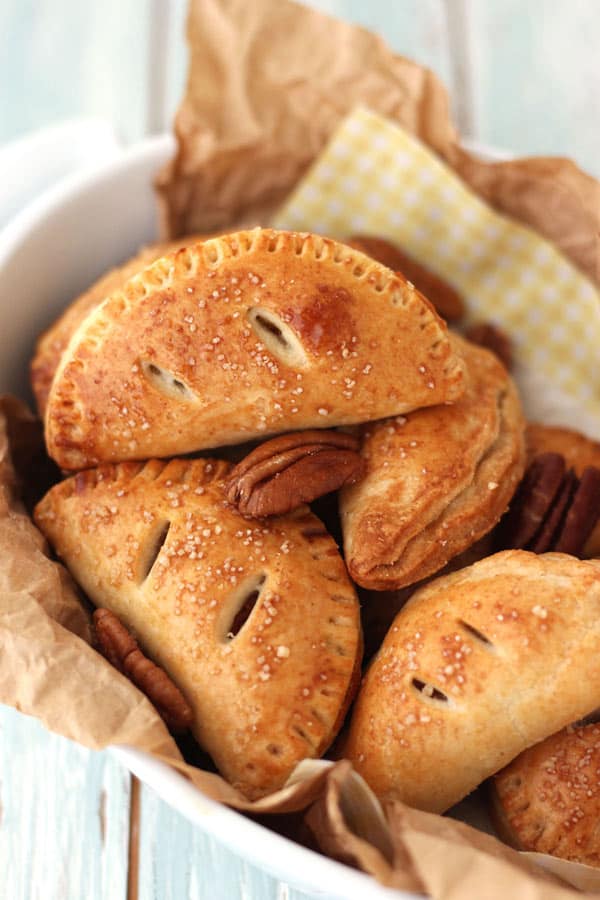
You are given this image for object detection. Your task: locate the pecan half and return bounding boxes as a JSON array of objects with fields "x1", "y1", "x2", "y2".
[
  {"x1": 465, "y1": 322, "x2": 513, "y2": 370},
  {"x1": 554, "y1": 467, "x2": 600, "y2": 555},
  {"x1": 495, "y1": 454, "x2": 600, "y2": 557},
  {"x1": 348, "y1": 235, "x2": 465, "y2": 321},
  {"x1": 496, "y1": 453, "x2": 565, "y2": 549},
  {"x1": 530, "y1": 469, "x2": 577, "y2": 553},
  {"x1": 94, "y1": 608, "x2": 193, "y2": 731},
  {"x1": 226, "y1": 430, "x2": 365, "y2": 517}
]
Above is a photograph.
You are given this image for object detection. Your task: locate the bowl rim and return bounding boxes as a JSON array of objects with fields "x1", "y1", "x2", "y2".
[
  {"x1": 112, "y1": 745, "x2": 405, "y2": 898},
  {"x1": 0, "y1": 132, "x2": 174, "y2": 271},
  {"x1": 0, "y1": 132, "x2": 507, "y2": 272}
]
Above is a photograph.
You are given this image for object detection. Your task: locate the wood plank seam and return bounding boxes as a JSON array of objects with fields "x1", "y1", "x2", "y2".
[
  {"x1": 145, "y1": 0, "x2": 170, "y2": 134},
  {"x1": 127, "y1": 775, "x2": 141, "y2": 900},
  {"x1": 441, "y1": 0, "x2": 480, "y2": 138}
]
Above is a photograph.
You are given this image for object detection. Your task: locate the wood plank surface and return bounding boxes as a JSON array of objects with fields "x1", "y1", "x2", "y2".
[
  {"x1": 468, "y1": 0, "x2": 600, "y2": 176},
  {"x1": 0, "y1": 0, "x2": 150, "y2": 143},
  {"x1": 3, "y1": 0, "x2": 597, "y2": 175},
  {"x1": 136, "y1": 783, "x2": 316, "y2": 900},
  {"x1": 0, "y1": 702, "x2": 323, "y2": 899},
  {"x1": 0, "y1": 704, "x2": 130, "y2": 900}
]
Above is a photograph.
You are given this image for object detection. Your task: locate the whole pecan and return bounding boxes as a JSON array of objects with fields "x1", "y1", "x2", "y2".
[
  {"x1": 94, "y1": 608, "x2": 193, "y2": 732},
  {"x1": 348, "y1": 235, "x2": 465, "y2": 322},
  {"x1": 226, "y1": 429, "x2": 365, "y2": 517},
  {"x1": 495, "y1": 454, "x2": 600, "y2": 557},
  {"x1": 465, "y1": 321, "x2": 513, "y2": 370}
]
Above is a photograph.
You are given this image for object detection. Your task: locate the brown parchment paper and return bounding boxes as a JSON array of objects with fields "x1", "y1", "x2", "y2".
[
  {"x1": 304, "y1": 761, "x2": 587, "y2": 898},
  {"x1": 0, "y1": 398, "x2": 178, "y2": 757},
  {"x1": 3, "y1": 0, "x2": 600, "y2": 897},
  {"x1": 156, "y1": 0, "x2": 599, "y2": 286}
]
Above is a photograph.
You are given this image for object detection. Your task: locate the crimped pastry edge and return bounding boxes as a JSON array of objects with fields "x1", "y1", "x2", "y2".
[{"x1": 45, "y1": 228, "x2": 466, "y2": 469}]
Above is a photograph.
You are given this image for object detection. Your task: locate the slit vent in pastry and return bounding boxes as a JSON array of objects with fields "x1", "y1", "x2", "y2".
[
  {"x1": 218, "y1": 572, "x2": 267, "y2": 642},
  {"x1": 138, "y1": 519, "x2": 171, "y2": 583},
  {"x1": 140, "y1": 360, "x2": 199, "y2": 403},
  {"x1": 246, "y1": 307, "x2": 308, "y2": 369}
]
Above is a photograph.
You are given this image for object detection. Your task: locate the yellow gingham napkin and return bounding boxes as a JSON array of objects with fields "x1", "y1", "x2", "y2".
[{"x1": 272, "y1": 107, "x2": 600, "y2": 437}]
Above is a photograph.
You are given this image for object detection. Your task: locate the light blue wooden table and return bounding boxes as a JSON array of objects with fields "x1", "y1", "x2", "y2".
[{"x1": 1, "y1": 2, "x2": 599, "y2": 897}]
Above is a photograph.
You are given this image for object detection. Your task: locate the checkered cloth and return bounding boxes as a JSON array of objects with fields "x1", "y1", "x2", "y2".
[{"x1": 273, "y1": 107, "x2": 600, "y2": 437}]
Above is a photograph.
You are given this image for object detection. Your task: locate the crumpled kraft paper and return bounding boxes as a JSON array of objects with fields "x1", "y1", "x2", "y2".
[
  {"x1": 304, "y1": 760, "x2": 585, "y2": 898},
  {"x1": 156, "y1": 0, "x2": 599, "y2": 287},
  {"x1": 0, "y1": 398, "x2": 177, "y2": 758}
]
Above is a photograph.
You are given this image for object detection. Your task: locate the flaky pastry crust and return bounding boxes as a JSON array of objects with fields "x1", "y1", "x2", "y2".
[
  {"x1": 44, "y1": 228, "x2": 466, "y2": 469},
  {"x1": 344, "y1": 550, "x2": 600, "y2": 813},
  {"x1": 30, "y1": 235, "x2": 206, "y2": 418},
  {"x1": 491, "y1": 723, "x2": 600, "y2": 867},
  {"x1": 35, "y1": 457, "x2": 362, "y2": 800},
  {"x1": 340, "y1": 335, "x2": 525, "y2": 590}
]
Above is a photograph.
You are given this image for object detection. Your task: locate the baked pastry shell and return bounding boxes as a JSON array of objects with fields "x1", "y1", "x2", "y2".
[
  {"x1": 34, "y1": 456, "x2": 363, "y2": 800},
  {"x1": 490, "y1": 723, "x2": 600, "y2": 867},
  {"x1": 340, "y1": 337, "x2": 526, "y2": 590},
  {"x1": 44, "y1": 228, "x2": 466, "y2": 469},
  {"x1": 344, "y1": 550, "x2": 600, "y2": 813}
]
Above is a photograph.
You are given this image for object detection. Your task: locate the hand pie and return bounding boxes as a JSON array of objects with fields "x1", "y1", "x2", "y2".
[
  {"x1": 526, "y1": 422, "x2": 600, "y2": 557},
  {"x1": 34, "y1": 457, "x2": 362, "y2": 800},
  {"x1": 339, "y1": 335, "x2": 525, "y2": 590},
  {"x1": 44, "y1": 228, "x2": 466, "y2": 470},
  {"x1": 344, "y1": 550, "x2": 600, "y2": 813},
  {"x1": 491, "y1": 723, "x2": 600, "y2": 867},
  {"x1": 30, "y1": 234, "x2": 207, "y2": 418}
]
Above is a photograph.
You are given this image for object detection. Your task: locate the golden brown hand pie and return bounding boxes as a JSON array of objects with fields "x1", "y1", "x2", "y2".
[
  {"x1": 34, "y1": 457, "x2": 362, "y2": 800},
  {"x1": 491, "y1": 723, "x2": 600, "y2": 867},
  {"x1": 339, "y1": 335, "x2": 525, "y2": 590},
  {"x1": 44, "y1": 228, "x2": 466, "y2": 470},
  {"x1": 30, "y1": 234, "x2": 208, "y2": 418},
  {"x1": 526, "y1": 422, "x2": 600, "y2": 556},
  {"x1": 344, "y1": 550, "x2": 600, "y2": 813}
]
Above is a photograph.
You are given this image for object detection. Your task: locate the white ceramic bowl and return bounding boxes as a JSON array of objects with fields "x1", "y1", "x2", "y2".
[
  {"x1": 0, "y1": 133, "x2": 416, "y2": 900},
  {"x1": 0, "y1": 119, "x2": 120, "y2": 232}
]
